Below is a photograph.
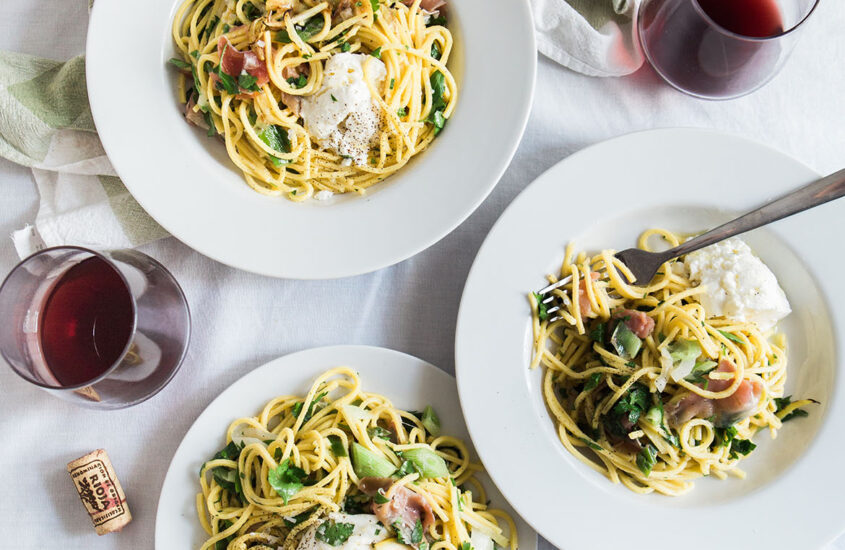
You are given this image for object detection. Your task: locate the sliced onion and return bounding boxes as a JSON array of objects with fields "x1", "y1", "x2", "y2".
[
  {"x1": 670, "y1": 355, "x2": 697, "y2": 382},
  {"x1": 655, "y1": 348, "x2": 673, "y2": 392},
  {"x1": 470, "y1": 529, "x2": 496, "y2": 550},
  {"x1": 232, "y1": 424, "x2": 276, "y2": 448},
  {"x1": 341, "y1": 404, "x2": 373, "y2": 427}
]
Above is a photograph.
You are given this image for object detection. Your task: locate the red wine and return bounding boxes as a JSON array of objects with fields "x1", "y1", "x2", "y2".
[
  {"x1": 39, "y1": 257, "x2": 134, "y2": 386},
  {"x1": 697, "y1": 0, "x2": 784, "y2": 38},
  {"x1": 640, "y1": 0, "x2": 787, "y2": 99}
]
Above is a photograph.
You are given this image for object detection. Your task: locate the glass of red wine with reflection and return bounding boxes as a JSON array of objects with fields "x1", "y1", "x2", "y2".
[
  {"x1": 639, "y1": 0, "x2": 820, "y2": 99},
  {"x1": 0, "y1": 247, "x2": 190, "y2": 409}
]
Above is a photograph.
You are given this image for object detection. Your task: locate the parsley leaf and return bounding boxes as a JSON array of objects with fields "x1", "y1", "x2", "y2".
[
  {"x1": 774, "y1": 395, "x2": 817, "y2": 422},
  {"x1": 277, "y1": 16, "x2": 324, "y2": 43},
  {"x1": 374, "y1": 488, "x2": 391, "y2": 504},
  {"x1": 214, "y1": 47, "x2": 239, "y2": 94},
  {"x1": 425, "y1": 71, "x2": 447, "y2": 134},
  {"x1": 243, "y1": 2, "x2": 262, "y2": 21},
  {"x1": 410, "y1": 519, "x2": 423, "y2": 544},
  {"x1": 612, "y1": 384, "x2": 650, "y2": 424},
  {"x1": 636, "y1": 444, "x2": 657, "y2": 476},
  {"x1": 371, "y1": 46, "x2": 382, "y2": 58},
  {"x1": 267, "y1": 459, "x2": 306, "y2": 504},
  {"x1": 729, "y1": 438, "x2": 756, "y2": 459},
  {"x1": 370, "y1": 0, "x2": 380, "y2": 13},
  {"x1": 168, "y1": 57, "x2": 191, "y2": 70},
  {"x1": 315, "y1": 520, "x2": 355, "y2": 546},
  {"x1": 291, "y1": 390, "x2": 328, "y2": 422},
  {"x1": 238, "y1": 73, "x2": 260, "y2": 92},
  {"x1": 328, "y1": 435, "x2": 347, "y2": 457},
  {"x1": 397, "y1": 107, "x2": 407, "y2": 117},
  {"x1": 427, "y1": 15, "x2": 447, "y2": 27},
  {"x1": 340, "y1": 40, "x2": 351, "y2": 52},
  {"x1": 684, "y1": 361, "x2": 717, "y2": 384},
  {"x1": 714, "y1": 425, "x2": 737, "y2": 448},
  {"x1": 583, "y1": 373, "x2": 602, "y2": 392},
  {"x1": 589, "y1": 322, "x2": 605, "y2": 343},
  {"x1": 214, "y1": 519, "x2": 236, "y2": 550},
  {"x1": 258, "y1": 124, "x2": 293, "y2": 167},
  {"x1": 718, "y1": 330, "x2": 744, "y2": 344},
  {"x1": 367, "y1": 426, "x2": 392, "y2": 440},
  {"x1": 431, "y1": 42, "x2": 441, "y2": 60},
  {"x1": 396, "y1": 459, "x2": 418, "y2": 477},
  {"x1": 577, "y1": 436, "x2": 603, "y2": 451},
  {"x1": 532, "y1": 292, "x2": 549, "y2": 321},
  {"x1": 287, "y1": 74, "x2": 308, "y2": 89}
]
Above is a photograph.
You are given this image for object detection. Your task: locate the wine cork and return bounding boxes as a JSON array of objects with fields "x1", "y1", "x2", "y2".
[{"x1": 67, "y1": 449, "x2": 132, "y2": 535}]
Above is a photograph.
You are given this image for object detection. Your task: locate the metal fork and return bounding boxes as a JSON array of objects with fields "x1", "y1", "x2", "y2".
[{"x1": 537, "y1": 167, "x2": 845, "y2": 321}]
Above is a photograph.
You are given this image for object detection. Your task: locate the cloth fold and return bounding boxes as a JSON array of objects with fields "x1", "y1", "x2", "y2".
[
  {"x1": 530, "y1": 0, "x2": 645, "y2": 77},
  {"x1": 0, "y1": 51, "x2": 168, "y2": 258}
]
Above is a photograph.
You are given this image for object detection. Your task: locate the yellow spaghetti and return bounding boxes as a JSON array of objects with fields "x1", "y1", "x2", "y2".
[
  {"x1": 197, "y1": 367, "x2": 517, "y2": 550},
  {"x1": 170, "y1": 0, "x2": 457, "y2": 201},
  {"x1": 529, "y1": 229, "x2": 817, "y2": 496}
]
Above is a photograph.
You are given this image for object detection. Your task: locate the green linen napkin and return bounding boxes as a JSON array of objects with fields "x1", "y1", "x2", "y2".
[{"x1": 0, "y1": 50, "x2": 167, "y2": 258}]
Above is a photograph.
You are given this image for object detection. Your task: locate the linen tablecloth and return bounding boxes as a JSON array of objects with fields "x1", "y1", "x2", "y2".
[{"x1": 1, "y1": 0, "x2": 844, "y2": 548}]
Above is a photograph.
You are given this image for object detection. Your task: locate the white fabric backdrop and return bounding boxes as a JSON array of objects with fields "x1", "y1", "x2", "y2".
[{"x1": 1, "y1": 0, "x2": 844, "y2": 548}]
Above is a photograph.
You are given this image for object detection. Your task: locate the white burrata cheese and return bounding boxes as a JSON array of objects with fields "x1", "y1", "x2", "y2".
[
  {"x1": 296, "y1": 513, "x2": 388, "y2": 550},
  {"x1": 684, "y1": 238, "x2": 790, "y2": 331},
  {"x1": 300, "y1": 53, "x2": 387, "y2": 166}
]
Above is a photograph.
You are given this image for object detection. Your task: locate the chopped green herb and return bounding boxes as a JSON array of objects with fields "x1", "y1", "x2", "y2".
[
  {"x1": 684, "y1": 361, "x2": 717, "y2": 384},
  {"x1": 203, "y1": 111, "x2": 216, "y2": 137},
  {"x1": 774, "y1": 395, "x2": 818, "y2": 422},
  {"x1": 427, "y1": 15, "x2": 447, "y2": 27},
  {"x1": 397, "y1": 107, "x2": 407, "y2": 117},
  {"x1": 374, "y1": 488, "x2": 390, "y2": 504},
  {"x1": 328, "y1": 435, "x2": 347, "y2": 457},
  {"x1": 719, "y1": 330, "x2": 744, "y2": 345},
  {"x1": 291, "y1": 390, "x2": 328, "y2": 422},
  {"x1": 168, "y1": 57, "x2": 191, "y2": 70},
  {"x1": 238, "y1": 73, "x2": 260, "y2": 92},
  {"x1": 315, "y1": 520, "x2": 355, "y2": 546},
  {"x1": 577, "y1": 436, "x2": 602, "y2": 451},
  {"x1": 222, "y1": 23, "x2": 230, "y2": 33},
  {"x1": 340, "y1": 40, "x2": 351, "y2": 52},
  {"x1": 410, "y1": 519, "x2": 423, "y2": 545},
  {"x1": 430, "y1": 42, "x2": 441, "y2": 60},
  {"x1": 636, "y1": 445, "x2": 657, "y2": 476},
  {"x1": 583, "y1": 372, "x2": 602, "y2": 392},
  {"x1": 204, "y1": 16, "x2": 219, "y2": 40},
  {"x1": 390, "y1": 78, "x2": 395, "y2": 89},
  {"x1": 243, "y1": 2, "x2": 262, "y2": 21},
  {"x1": 371, "y1": 47, "x2": 382, "y2": 58},
  {"x1": 589, "y1": 322, "x2": 605, "y2": 344},
  {"x1": 370, "y1": 0, "x2": 380, "y2": 13},
  {"x1": 214, "y1": 519, "x2": 236, "y2": 550},
  {"x1": 425, "y1": 71, "x2": 447, "y2": 134},
  {"x1": 532, "y1": 292, "x2": 549, "y2": 321},
  {"x1": 729, "y1": 438, "x2": 756, "y2": 459},
  {"x1": 367, "y1": 426, "x2": 392, "y2": 440},
  {"x1": 190, "y1": 50, "x2": 200, "y2": 59},
  {"x1": 268, "y1": 459, "x2": 306, "y2": 504},
  {"x1": 287, "y1": 74, "x2": 308, "y2": 89},
  {"x1": 612, "y1": 384, "x2": 650, "y2": 424},
  {"x1": 714, "y1": 425, "x2": 737, "y2": 448},
  {"x1": 331, "y1": 94, "x2": 338, "y2": 102},
  {"x1": 277, "y1": 16, "x2": 325, "y2": 43}
]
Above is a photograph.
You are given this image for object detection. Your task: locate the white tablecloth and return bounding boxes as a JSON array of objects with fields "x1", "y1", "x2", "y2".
[{"x1": 2, "y1": 1, "x2": 844, "y2": 548}]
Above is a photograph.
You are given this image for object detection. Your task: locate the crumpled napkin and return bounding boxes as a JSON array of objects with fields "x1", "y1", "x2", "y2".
[
  {"x1": 530, "y1": 0, "x2": 645, "y2": 77},
  {"x1": 0, "y1": 51, "x2": 168, "y2": 259}
]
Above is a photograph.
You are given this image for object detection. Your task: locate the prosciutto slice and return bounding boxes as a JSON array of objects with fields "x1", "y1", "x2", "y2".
[
  {"x1": 665, "y1": 359, "x2": 763, "y2": 428},
  {"x1": 402, "y1": 0, "x2": 446, "y2": 12},
  {"x1": 217, "y1": 37, "x2": 269, "y2": 87},
  {"x1": 359, "y1": 477, "x2": 435, "y2": 533}
]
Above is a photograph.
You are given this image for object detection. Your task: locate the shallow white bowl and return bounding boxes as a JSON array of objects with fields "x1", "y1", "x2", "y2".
[
  {"x1": 155, "y1": 345, "x2": 537, "y2": 549},
  {"x1": 455, "y1": 129, "x2": 845, "y2": 550},
  {"x1": 86, "y1": 1, "x2": 535, "y2": 279}
]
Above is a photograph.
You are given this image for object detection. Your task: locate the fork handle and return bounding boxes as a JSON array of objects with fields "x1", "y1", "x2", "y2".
[{"x1": 667, "y1": 167, "x2": 845, "y2": 259}]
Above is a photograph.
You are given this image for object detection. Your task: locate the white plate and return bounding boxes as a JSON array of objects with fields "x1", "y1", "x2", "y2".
[
  {"x1": 455, "y1": 129, "x2": 845, "y2": 550},
  {"x1": 155, "y1": 345, "x2": 537, "y2": 549},
  {"x1": 86, "y1": 1, "x2": 535, "y2": 279}
]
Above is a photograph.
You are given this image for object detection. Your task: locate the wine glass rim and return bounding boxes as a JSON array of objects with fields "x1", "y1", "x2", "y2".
[
  {"x1": 0, "y1": 245, "x2": 139, "y2": 391},
  {"x1": 691, "y1": 0, "x2": 821, "y2": 42}
]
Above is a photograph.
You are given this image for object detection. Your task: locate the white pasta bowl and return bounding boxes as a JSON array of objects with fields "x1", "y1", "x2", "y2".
[
  {"x1": 86, "y1": 0, "x2": 535, "y2": 279},
  {"x1": 455, "y1": 128, "x2": 845, "y2": 550}
]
